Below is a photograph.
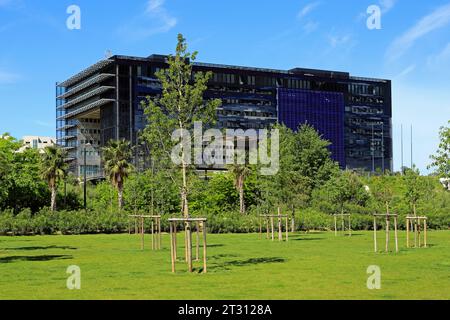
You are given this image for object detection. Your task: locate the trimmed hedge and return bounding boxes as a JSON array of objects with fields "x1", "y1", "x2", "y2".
[{"x1": 0, "y1": 207, "x2": 448, "y2": 236}]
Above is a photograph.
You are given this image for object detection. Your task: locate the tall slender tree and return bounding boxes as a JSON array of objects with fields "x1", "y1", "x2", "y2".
[
  {"x1": 40, "y1": 146, "x2": 68, "y2": 212},
  {"x1": 141, "y1": 34, "x2": 221, "y2": 218},
  {"x1": 102, "y1": 139, "x2": 133, "y2": 211}
]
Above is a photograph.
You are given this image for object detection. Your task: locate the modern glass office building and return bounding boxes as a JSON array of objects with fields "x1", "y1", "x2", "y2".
[{"x1": 56, "y1": 54, "x2": 392, "y2": 178}]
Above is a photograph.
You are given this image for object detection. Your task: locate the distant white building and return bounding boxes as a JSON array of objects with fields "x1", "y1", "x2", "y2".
[{"x1": 19, "y1": 136, "x2": 56, "y2": 153}]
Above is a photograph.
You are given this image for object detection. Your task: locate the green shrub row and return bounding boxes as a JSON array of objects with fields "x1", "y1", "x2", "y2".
[{"x1": 0, "y1": 208, "x2": 448, "y2": 236}]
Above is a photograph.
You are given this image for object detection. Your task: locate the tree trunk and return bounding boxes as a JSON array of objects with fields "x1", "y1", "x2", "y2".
[
  {"x1": 51, "y1": 185, "x2": 57, "y2": 212},
  {"x1": 118, "y1": 184, "x2": 124, "y2": 211},
  {"x1": 239, "y1": 179, "x2": 245, "y2": 215},
  {"x1": 180, "y1": 122, "x2": 189, "y2": 218}
]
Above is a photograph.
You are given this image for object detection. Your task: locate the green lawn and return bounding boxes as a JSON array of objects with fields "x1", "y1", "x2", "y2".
[{"x1": 0, "y1": 231, "x2": 449, "y2": 300}]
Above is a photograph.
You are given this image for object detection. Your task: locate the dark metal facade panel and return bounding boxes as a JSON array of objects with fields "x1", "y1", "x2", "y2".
[{"x1": 278, "y1": 88, "x2": 346, "y2": 167}]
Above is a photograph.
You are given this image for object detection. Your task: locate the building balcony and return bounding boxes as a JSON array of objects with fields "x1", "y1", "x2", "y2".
[
  {"x1": 57, "y1": 99, "x2": 115, "y2": 120},
  {"x1": 57, "y1": 59, "x2": 114, "y2": 88},
  {"x1": 57, "y1": 73, "x2": 115, "y2": 99},
  {"x1": 57, "y1": 86, "x2": 115, "y2": 110}
]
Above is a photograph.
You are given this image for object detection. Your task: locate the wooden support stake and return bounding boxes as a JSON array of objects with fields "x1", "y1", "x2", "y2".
[
  {"x1": 259, "y1": 217, "x2": 262, "y2": 238},
  {"x1": 266, "y1": 218, "x2": 269, "y2": 239},
  {"x1": 185, "y1": 223, "x2": 188, "y2": 262},
  {"x1": 348, "y1": 215, "x2": 352, "y2": 237},
  {"x1": 187, "y1": 222, "x2": 193, "y2": 273},
  {"x1": 160, "y1": 218, "x2": 162, "y2": 249},
  {"x1": 141, "y1": 217, "x2": 145, "y2": 250},
  {"x1": 414, "y1": 220, "x2": 418, "y2": 248},
  {"x1": 285, "y1": 216, "x2": 289, "y2": 242},
  {"x1": 334, "y1": 215, "x2": 338, "y2": 237},
  {"x1": 271, "y1": 216, "x2": 274, "y2": 241},
  {"x1": 424, "y1": 219, "x2": 427, "y2": 248},
  {"x1": 373, "y1": 217, "x2": 377, "y2": 253},
  {"x1": 196, "y1": 221, "x2": 200, "y2": 262},
  {"x1": 170, "y1": 222, "x2": 175, "y2": 273},
  {"x1": 151, "y1": 220, "x2": 155, "y2": 251},
  {"x1": 417, "y1": 219, "x2": 422, "y2": 248},
  {"x1": 202, "y1": 221, "x2": 207, "y2": 274},
  {"x1": 394, "y1": 216, "x2": 399, "y2": 253},
  {"x1": 385, "y1": 216, "x2": 390, "y2": 253},
  {"x1": 406, "y1": 218, "x2": 410, "y2": 248},
  {"x1": 278, "y1": 210, "x2": 282, "y2": 242},
  {"x1": 174, "y1": 222, "x2": 177, "y2": 261}
]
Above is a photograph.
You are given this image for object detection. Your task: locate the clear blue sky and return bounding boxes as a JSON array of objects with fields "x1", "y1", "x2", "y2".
[{"x1": 0, "y1": 0, "x2": 449, "y2": 173}]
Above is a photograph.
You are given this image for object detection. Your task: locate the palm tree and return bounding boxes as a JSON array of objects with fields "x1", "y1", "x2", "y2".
[
  {"x1": 229, "y1": 163, "x2": 251, "y2": 215},
  {"x1": 102, "y1": 139, "x2": 133, "y2": 211},
  {"x1": 40, "y1": 146, "x2": 68, "y2": 212}
]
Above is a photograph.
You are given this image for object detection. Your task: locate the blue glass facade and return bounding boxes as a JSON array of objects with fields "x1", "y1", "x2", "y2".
[{"x1": 278, "y1": 88, "x2": 346, "y2": 167}]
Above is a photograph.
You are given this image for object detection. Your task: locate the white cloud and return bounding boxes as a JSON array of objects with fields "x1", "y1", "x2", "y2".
[
  {"x1": 380, "y1": 0, "x2": 397, "y2": 14},
  {"x1": 118, "y1": 0, "x2": 177, "y2": 40},
  {"x1": 297, "y1": 2, "x2": 320, "y2": 20},
  {"x1": 0, "y1": 70, "x2": 20, "y2": 84},
  {"x1": 145, "y1": 0, "x2": 177, "y2": 33},
  {"x1": 386, "y1": 3, "x2": 450, "y2": 61}
]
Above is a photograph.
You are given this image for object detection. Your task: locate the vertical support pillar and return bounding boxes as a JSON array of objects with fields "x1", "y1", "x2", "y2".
[
  {"x1": 129, "y1": 65, "x2": 133, "y2": 143},
  {"x1": 115, "y1": 64, "x2": 120, "y2": 140}
]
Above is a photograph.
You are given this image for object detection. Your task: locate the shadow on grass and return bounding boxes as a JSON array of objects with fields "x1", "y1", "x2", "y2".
[
  {"x1": 0, "y1": 246, "x2": 77, "y2": 251},
  {"x1": 291, "y1": 237, "x2": 324, "y2": 241},
  {"x1": 204, "y1": 257, "x2": 286, "y2": 273},
  {"x1": 0, "y1": 255, "x2": 73, "y2": 263},
  {"x1": 210, "y1": 254, "x2": 239, "y2": 260}
]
